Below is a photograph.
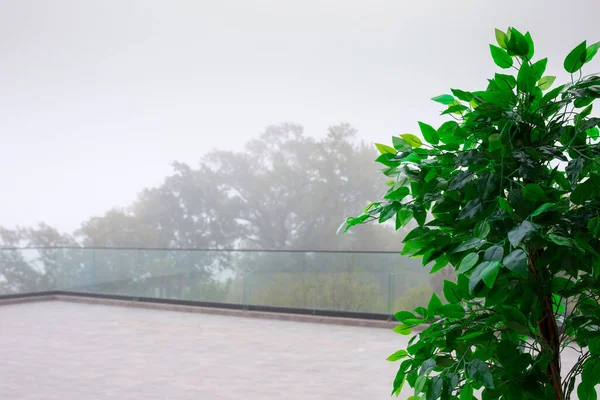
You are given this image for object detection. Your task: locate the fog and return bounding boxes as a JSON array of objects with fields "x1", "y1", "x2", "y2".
[{"x1": 1, "y1": 0, "x2": 599, "y2": 238}]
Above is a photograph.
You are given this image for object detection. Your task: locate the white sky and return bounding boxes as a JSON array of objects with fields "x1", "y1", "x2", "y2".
[{"x1": 1, "y1": 0, "x2": 599, "y2": 233}]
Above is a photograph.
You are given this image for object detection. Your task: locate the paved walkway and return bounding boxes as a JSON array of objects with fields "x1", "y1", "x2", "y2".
[
  {"x1": 0, "y1": 301, "x2": 588, "y2": 399},
  {"x1": 0, "y1": 301, "x2": 408, "y2": 399}
]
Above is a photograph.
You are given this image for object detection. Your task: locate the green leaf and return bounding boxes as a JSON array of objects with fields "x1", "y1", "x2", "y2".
[
  {"x1": 590, "y1": 341, "x2": 600, "y2": 359},
  {"x1": 530, "y1": 202, "x2": 554, "y2": 217},
  {"x1": 531, "y1": 58, "x2": 547, "y2": 81},
  {"x1": 495, "y1": 29, "x2": 508, "y2": 49},
  {"x1": 429, "y1": 256, "x2": 449, "y2": 274},
  {"x1": 401, "y1": 152, "x2": 421, "y2": 165},
  {"x1": 469, "y1": 262, "x2": 488, "y2": 293},
  {"x1": 441, "y1": 104, "x2": 469, "y2": 115},
  {"x1": 443, "y1": 280, "x2": 462, "y2": 304},
  {"x1": 468, "y1": 359, "x2": 495, "y2": 389},
  {"x1": 542, "y1": 84, "x2": 565, "y2": 104},
  {"x1": 414, "y1": 375, "x2": 427, "y2": 396},
  {"x1": 403, "y1": 318, "x2": 425, "y2": 326},
  {"x1": 411, "y1": 181, "x2": 424, "y2": 199},
  {"x1": 474, "y1": 221, "x2": 491, "y2": 239},
  {"x1": 498, "y1": 197, "x2": 513, "y2": 215},
  {"x1": 494, "y1": 73, "x2": 517, "y2": 89},
  {"x1": 460, "y1": 384, "x2": 474, "y2": 400},
  {"x1": 538, "y1": 75, "x2": 556, "y2": 90},
  {"x1": 548, "y1": 234, "x2": 570, "y2": 247},
  {"x1": 441, "y1": 304, "x2": 466, "y2": 319},
  {"x1": 427, "y1": 293, "x2": 443, "y2": 319},
  {"x1": 340, "y1": 213, "x2": 369, "y2": 233},
  {"x1": 387, "y1": 349, "x2": 409, "y2": 362},
  {"x1": 508, "y1": 221, "x2": 535, "y2": 247},
  {"x1": 375, "y1": 153, "x2": 399, "y2": 168},
  {"x1": 379, "y1": 202, "x2": 400, "y2": 223},
  {"x1": 451, "y1": 88, "x2": 473, "y2": 102},
  {"x1": 458, "y1": 331, "x2": 486, "y2": 341},
  {"x1": 517, "y1": 62, "x2": 536, "y2": 93},
  {"x1": 400, "y1": 134, "x2": 423, "y2": 148},
  {"x1": 364, "y1": 202, "x2": 381, "y2": 213},
  {"x1": 503, "y1": 249, "x2": 528, "y2": 277},
  {"x1": 385, "y1": 187, "x2": 410, "y2": 201},
  {"x1": 392, "y1": 136, "x2": 411, "y2": 151},
  {"x1": 522, "y1": 184, "x2": 548, "y2": 202},
  {"x1": 564, "y1": 40, "x2": 587, "y2": 73},
  {"x1": 431, "y1": 94, "x2": 455, "y2": 105},
  {"x1": 524, "y1": 31, "x2": 535, "y2": 59},
  {"x1": 477, "y1": 173, "x2": 496, "y2": 198},
  {"x1": 458, "y1": 252, "x2": 480, "y2": 273},
  {"x1": 427, "y1": 376, "x2": 444, "y2": 398},
  {"x1": 396, "y1": 208, "x2": 413, "y2": 229},
  {"x1": 449, "y1": 171, "x2": 475, "y2": 191},
  {"x1": 457, "y1": 199, "x2": 483, "y2": 220},
  {"x1": 585, "y1": 41, "x2": 600, "y2": 63},
  {"x1": 481, "y1": 261, "x2": 501, "y2": 288},
  {"x1": 555, "y1": 171, "x2": 571, "y2": 191},
  {"x1": 571, "y1": 179, "x2": 594, "y2": 205},
  {"x1": 404, "y1": 227, "x2": 430, "y2": 242},
  {"x1": 393, "y1": 310, "x2": 416, "y2": 323},
  {"x1": 552, "y1": 277, "x2": 574, "y2": 293},
  {"x1": 489, "y1": 45, "x2": 513, "y2": 69},
  {"x1": 424, "y1": 168, "x2": 438, "y2": 183},
  {"x1": 576, "y1": 97, "x2": 595, "y2": 108},
  {"x1": 484, "y1": 245, "x2": 504, "y2": 262},
  {"x1": 419, "y1": 358, "x2": 436, "y2": 376},
  {"x1": 506, "y1": 27, "x2": 530, "y2": 57},
  {"x1": 412, "y1": 204, "x2": 427, "y2": 227},
  {"x1": 581, "y1": 359, "x2": 600, "y2": 399},
  {"x1": 588, "y1": 217, "x2": 600, "y2": 237},
  {"x1": 588, "y1": 126, "x2": 600, "y2": 139},
  {"x1": 552, "y1": 293, "x2": 565, "y2": 314},
  {"x1": 393, "y1": 311, "x2": 415, "y2": 325},
  {"x1": 577, "y1": 382, "x2": 597, "y2": 400},
  {"x1": 393, "y1": 324, "x2": 413, "y2": 335},
  {"x1": 418, "y1": 121, "x2": 439, "y2": 145},
  {"x1": 392, "y1": 367, "x2": 406, "y2": 396},
  {"x1": 566, "y1": 157, "x2": 584, "y2": 185},
  {"x1": 579, "y1": 117, "x2": 600, "y2": 132},
  {"x1": 488, "y1": 133, "x2": 502, "y2": 152},
  {"x1": 375, "y1": 143, "x2": 396, "y2": 155},
  {"x1": 454, "y1": 238, "x2": 484, "y2": 253},
  {"x1": 499, "y1": 305, "x2": 529, "y2": 327}
]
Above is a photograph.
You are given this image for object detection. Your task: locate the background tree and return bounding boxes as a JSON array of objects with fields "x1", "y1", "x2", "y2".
[
  {"x1": 1, "y1": 122, "x2": 430, "y2": 310},
  {"x1": 0, "y1": 224, "x2": 81, "y2": 293},
  {"x1": 201, "y1": 122, "x2": 406, "y2": 251},
  {"x1": 346, "y1": 28, "x2": 600, "y2": 399}
]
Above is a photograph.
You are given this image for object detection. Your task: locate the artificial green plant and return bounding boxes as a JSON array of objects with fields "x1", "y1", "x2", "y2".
[{"x1": 344, "y1": 28, "x2": 600, "y2": 400}]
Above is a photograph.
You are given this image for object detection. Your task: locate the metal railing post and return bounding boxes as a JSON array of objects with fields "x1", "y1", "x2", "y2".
[
  {"x1": 91, "y1": 248, "x2": 96, "y2": 291},
  {"x1": 388, "y1": 273, "x2": 394, "y2": 320},
  {"x1": 136, "y1": 249, "x2": 141, "y2": 297},
  {"x1": 243, "y1": 269, "x2": 249, "y2": 310},
  {"x1": 312, "y1": 263, "x2": 317, "y2": 315}
]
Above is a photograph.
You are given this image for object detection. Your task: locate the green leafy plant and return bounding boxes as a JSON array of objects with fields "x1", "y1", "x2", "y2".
[{"x1": 344, "y1": 27, "x2": 600, "y2": 400}]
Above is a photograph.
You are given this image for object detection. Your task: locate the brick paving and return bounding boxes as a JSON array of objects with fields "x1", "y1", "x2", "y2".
[
  {"x1": 0, "y1": 300, "x2": 587, "y2": 399},
  {"x1": 0, "y1": 301, "x2": 408, "y2": 399}
]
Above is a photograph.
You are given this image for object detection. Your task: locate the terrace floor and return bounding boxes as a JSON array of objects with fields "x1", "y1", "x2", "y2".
[
  {"x1": 0, "y1": 300, "x2": 588, "y2": 399},
  {"x1": 0, "y1": 300, "x2": 407, "y2": 399}
]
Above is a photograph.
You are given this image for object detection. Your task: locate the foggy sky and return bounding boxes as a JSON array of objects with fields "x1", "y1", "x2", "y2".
[{"x1": 1, "y1": 0, "x2": 599, "y2": 233}]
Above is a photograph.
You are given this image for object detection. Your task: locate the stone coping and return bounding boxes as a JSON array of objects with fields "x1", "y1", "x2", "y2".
[{"x1": 0, "y1": 294, "x2": 411, "y2": 330}]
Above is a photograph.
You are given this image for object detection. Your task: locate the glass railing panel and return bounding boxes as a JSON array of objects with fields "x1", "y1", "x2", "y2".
[{"x1": 0, "y1": 248, "x2": 434, "y2": 316}]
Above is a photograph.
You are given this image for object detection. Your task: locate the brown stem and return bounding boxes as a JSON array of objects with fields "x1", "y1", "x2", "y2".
[
  {"x1": 540, "y1": 295, "x2": 563, "y2": 400},
  {"x1": 529, "y1": 248, "x2": 563, "y2": 400}
]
